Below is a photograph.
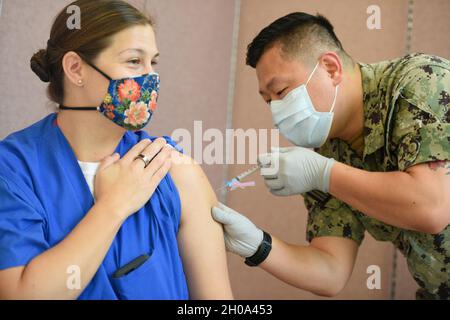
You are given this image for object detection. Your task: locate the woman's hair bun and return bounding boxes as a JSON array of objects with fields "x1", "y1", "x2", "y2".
[{"x1": 30, "y1": 49, "x2": 51, "y2": 83}]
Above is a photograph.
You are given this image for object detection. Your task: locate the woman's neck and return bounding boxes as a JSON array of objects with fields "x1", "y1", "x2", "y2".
[{"x1": 56, "y1": 110, "x2": 126, "y2": 162}]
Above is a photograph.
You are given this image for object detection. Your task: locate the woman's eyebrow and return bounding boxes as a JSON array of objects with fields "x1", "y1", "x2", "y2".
[
  {"x1": 118, "y1": 48, "x2": 147, "y2": 55},
  {"x1": 118, "y1": 49, "x2": 160, "y2": 60}
]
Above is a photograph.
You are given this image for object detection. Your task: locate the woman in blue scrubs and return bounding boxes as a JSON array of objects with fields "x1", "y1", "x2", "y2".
[{"x1": 0, "y1": 0, "x2": 233, "y2": 300}]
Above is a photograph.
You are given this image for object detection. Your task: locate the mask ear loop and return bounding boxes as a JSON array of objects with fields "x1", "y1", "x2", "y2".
[
  {"x1": 329, "y1": 84, "x2": 339, "y2": 113},
  {"x1": 76, "y1": 51, "x2": 113, "y2": 81},
  {"x1": 305, "y1": 61, "x2": 339, "y2": 114},
  {"x1": 305, "y1": 61, "x2": 320, "y2": 87}
]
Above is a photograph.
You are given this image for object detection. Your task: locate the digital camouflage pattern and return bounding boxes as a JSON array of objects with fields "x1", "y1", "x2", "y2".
[{"x1": 303, "y1": 53, "x2": 450, "y2": 299}]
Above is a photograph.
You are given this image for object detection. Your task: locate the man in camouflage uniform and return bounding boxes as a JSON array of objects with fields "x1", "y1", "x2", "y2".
[
  {"x1": 303, "y1": 53, "x2": 450, "y2": 299},
  {"x1": 212, "y1": 12, "x2": 449, "y2": 299}
]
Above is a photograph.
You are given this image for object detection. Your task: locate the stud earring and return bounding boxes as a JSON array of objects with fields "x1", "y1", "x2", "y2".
[{"x1": 77, "y1": 79, "x2": 83, "y2": 86}]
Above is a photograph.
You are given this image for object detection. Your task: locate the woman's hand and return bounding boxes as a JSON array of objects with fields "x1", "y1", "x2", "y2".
[{"x1": 94, "y1": 137, "x2": 172, "y2": 220}]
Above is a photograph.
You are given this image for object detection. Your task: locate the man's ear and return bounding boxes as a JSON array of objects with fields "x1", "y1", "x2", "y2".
[
  {"x1": 319, "y1": 52, "x2": 344, "y2": 86},
  {"x1": 62, "y1": 51, "x2": 85, "y2": 86}
]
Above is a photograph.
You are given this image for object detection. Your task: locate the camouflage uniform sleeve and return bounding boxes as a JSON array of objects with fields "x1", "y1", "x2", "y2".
[
  {"x1": 393, "y1": 64, "x2": 450, "y2": 171},
  {"x1": 304, "y1": 191, "x2": 365, "y2": 245}
]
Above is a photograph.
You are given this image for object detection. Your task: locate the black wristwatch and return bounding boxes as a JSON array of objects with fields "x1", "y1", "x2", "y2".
[{"x1": 245, "y1": 231, "x2": 272, "y2": 267}]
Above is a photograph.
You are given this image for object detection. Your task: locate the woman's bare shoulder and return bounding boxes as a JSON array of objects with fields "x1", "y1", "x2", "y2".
[{"x1": 169, "y1": 151, "x2": 218, "y2": 220}]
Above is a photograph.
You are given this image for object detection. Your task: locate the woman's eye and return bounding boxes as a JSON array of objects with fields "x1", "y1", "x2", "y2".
[
  {"x1": 127, "y1": 59, "x2": 141, "y2": 65},
  {"x1": 151, "y1": 60, "x2": 158, "y2": 66}
]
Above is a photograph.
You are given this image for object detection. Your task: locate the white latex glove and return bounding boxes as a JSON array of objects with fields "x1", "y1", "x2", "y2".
[
  {"x1": 211, "y1": 202, "x2": 263, "y2": 258},
  {"x1": 258, "y1": 146, "x2": 335, "y2": 196}
]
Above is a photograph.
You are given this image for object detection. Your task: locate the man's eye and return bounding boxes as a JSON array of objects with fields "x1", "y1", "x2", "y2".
[
  {"x1": 151, "y1": 60, "x2": 158, "y2": 66},
  {"x1": 277, "y1": 88, "x2": 287, "y2": 96}
]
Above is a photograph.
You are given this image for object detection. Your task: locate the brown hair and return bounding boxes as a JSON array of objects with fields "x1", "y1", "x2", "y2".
[{"x1": 30, "y1": 0, "x2": 154, "y2": 104}]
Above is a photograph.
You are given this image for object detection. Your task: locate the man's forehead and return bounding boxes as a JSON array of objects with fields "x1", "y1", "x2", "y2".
[
  {"x1": 257, "y1": 45, "x2": 306, "y2": 69},
  {"x1": 256, "y1": 45, "x2": 285, "y2": 71},
  {"x1": 256, "y1": 55, "x2": 306, "y2": 94},
  {"x1": 258, "y1": 76, "x2": 286, "y2": 95}
]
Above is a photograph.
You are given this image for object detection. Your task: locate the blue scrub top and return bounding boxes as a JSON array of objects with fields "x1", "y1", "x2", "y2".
[{"x1": 0, "y1": 113, "x2": 189, "y2": 300}]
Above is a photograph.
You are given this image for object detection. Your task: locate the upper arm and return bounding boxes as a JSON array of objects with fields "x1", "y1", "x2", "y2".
[
  {"x1": 406, "y1": 161, "x2": 450, "y2": 232},
  {"x1": 0, "y1": 266, "x2": 24, "y2": 299},
  {"x1": 169, "y1": 151, "x2": 233, "y2": 299},
  {"x1": 392, "y1": 78, "x2": 450, "y2": 231},
  {"x1": 310, "y1": 236, "x2": 359, "y2": 292},
  {"x1": 392, "y1": 66, "x2": 450, "y2": 231},
  {"x1": 303, "y1": 193, "x2": 362, "y2": 293},
  {"x1": 0, "y1": 176, "x2": 49, "y2": 298}
]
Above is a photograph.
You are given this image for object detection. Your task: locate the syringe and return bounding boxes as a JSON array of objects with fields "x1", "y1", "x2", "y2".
[
  {"x1": 232, "y1": 164, "x2": 261, "y2": 182},
  {"x1": 216, "y1": 164, "x2": 262, "y2": 192}
]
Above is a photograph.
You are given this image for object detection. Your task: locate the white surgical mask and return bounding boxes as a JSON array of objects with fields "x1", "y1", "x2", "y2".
[{"x1": 270, "y1": 62, "x2": 339, "y2": 148}]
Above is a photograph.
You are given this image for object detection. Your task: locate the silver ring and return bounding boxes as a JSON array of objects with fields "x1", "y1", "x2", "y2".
[{"x1": 135, "y1": 153, "x2": 151, "y2": 168}]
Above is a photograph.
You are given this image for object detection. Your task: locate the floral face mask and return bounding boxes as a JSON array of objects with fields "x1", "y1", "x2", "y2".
[{"x1": 59, "y1": 56, "x2": 160, "y2": 131}]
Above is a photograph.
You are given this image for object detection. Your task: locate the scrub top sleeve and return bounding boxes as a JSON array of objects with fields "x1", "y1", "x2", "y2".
[{"x1": 0, "y1": 176, "x2": 49, "y2": 270}]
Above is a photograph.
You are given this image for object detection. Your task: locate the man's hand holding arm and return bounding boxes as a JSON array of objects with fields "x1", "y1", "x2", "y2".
[{"x1": 212, "y1": 203, "x2": 358, "y2": 297}]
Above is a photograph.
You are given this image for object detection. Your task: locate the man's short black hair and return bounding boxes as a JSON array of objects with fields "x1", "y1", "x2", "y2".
[{"x1": 246, "y1": 12, "x2": 352, "y2": 68}]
